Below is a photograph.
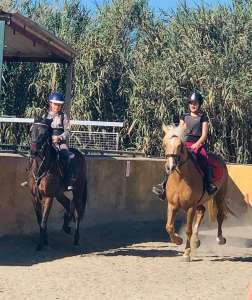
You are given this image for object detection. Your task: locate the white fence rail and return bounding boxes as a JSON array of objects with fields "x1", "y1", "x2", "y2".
[{"x1": 0, "y1": 117, "x2": 123, "y2": 151}]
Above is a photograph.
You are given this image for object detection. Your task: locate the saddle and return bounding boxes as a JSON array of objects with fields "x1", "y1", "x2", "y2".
[
  {"x1": 189, "y1": 151, "x2": 224, "y2": 182},
  {"x1": 208, "y1": 154, "x2": 224, "y2": 182}
]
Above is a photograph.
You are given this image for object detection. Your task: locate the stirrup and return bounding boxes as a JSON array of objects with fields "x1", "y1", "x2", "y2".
[
  {"x1": 152, "y1": 186, "x2": 166, "y2": 201},
  {"x1": 206, "y1": 183, "x2": 217, "y2": 195},
  {"x1": 67, "y1": 185, "x2": 74, "y2": 191}
]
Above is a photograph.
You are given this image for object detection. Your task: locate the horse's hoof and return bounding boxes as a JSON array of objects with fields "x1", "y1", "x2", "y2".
[
  {"x1": 36, "y1": 244, "x2": 43, "y2": 251},
  {"x1": 182, "y1": 254, "x2": 191, "y2": 262},
  {"x1": 217, "y1": 236, "x2": 226, "y2": 245},
  {"x1": 191, "y1": 234, "x2": 201, "y2": 249},
  {"x1": 173, "y1": 234, "x2": 183, "y2": 245},
  {"x1": 73, "y1": 241, "x2": 80, "y2": 249},
  {"x1": 63, "y1": 225, "x2": 72, "y2": 235}
]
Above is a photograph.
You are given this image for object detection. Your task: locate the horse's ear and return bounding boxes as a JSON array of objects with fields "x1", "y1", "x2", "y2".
[
  {"x1": 34, "y1": 116, "x2": 43, "y2": 123},
  {"x1": 162, "y1": 124, "x2": 169, "y2": 134},
  {"x1": 44, "y1": 118, "x2": 53, "y2": 127}
]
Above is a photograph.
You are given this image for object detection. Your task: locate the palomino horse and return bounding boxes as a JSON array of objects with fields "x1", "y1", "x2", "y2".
[
  {"x1": 162, "y1": 124, "x2": 233, "y2": 261},
  {"x1": 28, "y1": 117, "x2": 87, "y2": 250}
]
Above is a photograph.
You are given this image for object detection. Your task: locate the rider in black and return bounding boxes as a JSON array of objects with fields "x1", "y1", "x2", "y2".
[
  {"x1": 46, "y1": 92, "x2": 76, "y2": 191},
  {"x1": 152, "y1": 91, "x2": 217, "y2": 200}
]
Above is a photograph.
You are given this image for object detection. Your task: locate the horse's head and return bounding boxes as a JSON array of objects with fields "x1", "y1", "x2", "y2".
[
  {"x1": 30, "y1": 117, "x2": 52, "y2": 157},
  {"x1": 162, "y1": 124, "x2": 187, "y2": 174}
]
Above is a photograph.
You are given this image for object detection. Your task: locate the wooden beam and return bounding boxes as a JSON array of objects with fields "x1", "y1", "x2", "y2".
[
  {"x1": 64, "y1": 63, "x2": 73, "y2": 118},
  {"x1": 10, "y1": 21, "x2": 73, "y2": 63},
  {"x1": 3, "y1": 55, "x2": 69, "y2": 63}
]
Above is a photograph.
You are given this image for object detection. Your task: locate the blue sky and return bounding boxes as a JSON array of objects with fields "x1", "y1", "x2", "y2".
[
  {"x1": 83, "y1": 0, "x2": 233, "y2": 12},
  {"x1": 149, "y1": 0, "x2": 232, "y2": 11}
]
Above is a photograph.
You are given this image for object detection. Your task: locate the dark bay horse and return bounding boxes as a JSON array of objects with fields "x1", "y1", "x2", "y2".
[
  {"x1": 162, "y1": 124, "x2": 234, "y2": 261},
  {"x1": 28, "y1": 118, "x2": 87, "y2": 250}
]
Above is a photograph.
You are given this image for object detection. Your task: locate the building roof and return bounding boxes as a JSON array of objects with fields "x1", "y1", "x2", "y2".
[{"x1": 0, "y1": 9, "x2": 75, "y2": 63}]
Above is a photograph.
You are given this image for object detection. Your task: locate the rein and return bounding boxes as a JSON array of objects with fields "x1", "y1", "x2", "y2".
[
  {"x1": 165, "y1": 153, "x2": 189, "y2": 171},
  {"x1": 32, "y1": 138, "x2": 52, "y2": 184},
  {"x1": 33, "y1": 156, "x2": 47, "y2": 184}
]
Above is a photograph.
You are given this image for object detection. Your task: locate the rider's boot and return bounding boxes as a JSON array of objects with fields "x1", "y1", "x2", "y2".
[
  {"x1": 152, "y1": 173, "x2": 168, "y2": 201},
  {"x1": 66, "y1": 159, "x2": 76, "y2": 191},
  {"x1": 204, "y1": 165, "x2": 217, "y2": 195}
]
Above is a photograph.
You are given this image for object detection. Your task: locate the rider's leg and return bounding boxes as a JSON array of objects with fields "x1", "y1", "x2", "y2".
[
  {"x1": 59, "y1": 146, "x2": 76, "y2": 191},
  {"x1": 66, "y1": 156, "x2": 76, "y2": 191},
  {"x1": 204, "y1": 164, "x2": 217, "y2": 195},
  {"x1": 152, "y1": 172, "x2": 169, "y2": 201},
  {"x1": 197, "y1": 149, "x2": 217, "y2": 195}
]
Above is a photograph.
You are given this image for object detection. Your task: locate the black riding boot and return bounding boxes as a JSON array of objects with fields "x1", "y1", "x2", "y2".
[
  {"x1": 66, "y1": 159, "x2": 76, "y2": 191},
  {"x1": 204, "y1": 165, "x2": 217, "y2": 195},
  {"x1": 152, "y1": 173, "x2": 168, "y2": 201}
]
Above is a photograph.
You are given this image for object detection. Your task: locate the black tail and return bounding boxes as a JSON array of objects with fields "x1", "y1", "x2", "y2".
[
  {"x1": 73, "y1": 149, "x2": 87, "y2": 220},
  {"x1": 79, "y1": 174, "x2": 87, "y2": 220}
]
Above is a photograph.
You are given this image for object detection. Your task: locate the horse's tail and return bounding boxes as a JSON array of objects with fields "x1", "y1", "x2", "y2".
[
  {"x1": 208, "y1": 197, "x2": 235, "y2": 223},
  {"x1": 78, "y1": 154, "x2": 88, "y2": 221},
  {"x1": 208, "y1": 174, "x2": 237, "y2": 222},
  {"x1": 79, "y1": 175, "x2": 87, "y2": 220},
  {"x1": 208, "y1": 198, "x2": 217, "y2": 223}
]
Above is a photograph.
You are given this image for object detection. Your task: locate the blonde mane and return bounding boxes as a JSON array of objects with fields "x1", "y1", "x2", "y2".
[{"x1": 162, "y1": 124, "x2": 185, "y2": 144}]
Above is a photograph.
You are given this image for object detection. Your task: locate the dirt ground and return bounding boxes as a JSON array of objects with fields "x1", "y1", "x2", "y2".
[{"x1": 0, "y1": 218, "x2": 251, "y2": 300}]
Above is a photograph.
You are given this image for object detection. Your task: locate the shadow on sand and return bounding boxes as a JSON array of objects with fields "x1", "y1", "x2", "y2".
[
  {"x1": 211, "y1": 256, "x2": 252, "y2": 263},
  {"x1": 0, "y1": 219, "x2": 183, "y2": 266}
]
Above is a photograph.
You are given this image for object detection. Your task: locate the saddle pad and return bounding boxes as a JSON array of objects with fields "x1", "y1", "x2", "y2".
[{"x1": 208, "y1": 155, "x2": 224, "y2": 182}]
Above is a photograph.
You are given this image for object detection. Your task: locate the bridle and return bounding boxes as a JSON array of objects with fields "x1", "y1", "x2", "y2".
[
  {"x1": 164, "y1": 135, "x2": 189, "y2": 173},
  {"x1": 165, "y1": 152, "x2": 188, "y2": 170},
  {"x1": 30, "y1": 122, "x2": 52, "y2": 183}
]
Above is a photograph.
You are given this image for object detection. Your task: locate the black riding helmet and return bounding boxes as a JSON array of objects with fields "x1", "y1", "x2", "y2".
[
  {"x1": 49, "y1": 92, "x2": 64, "y2": 104},
  {"x1": 188, "y1": 92, "x2": 203, "y2": 106}
]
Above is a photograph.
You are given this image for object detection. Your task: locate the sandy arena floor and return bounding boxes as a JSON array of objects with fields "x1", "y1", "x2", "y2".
[{"x1": 0, "y1": 219, "x2": 251, "y2": 300}]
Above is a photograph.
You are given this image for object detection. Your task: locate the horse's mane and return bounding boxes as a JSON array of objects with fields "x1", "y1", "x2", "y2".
[{"x1": 162, "y1": 124, "x2": 186, "y2": 143}]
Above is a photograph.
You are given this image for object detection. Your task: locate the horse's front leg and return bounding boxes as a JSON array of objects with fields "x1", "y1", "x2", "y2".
[
  {"x1": 215, "y1": 194, "x2": 227, "y2": 245},
  {"x1": 183, "y1": 207, "x2": 196, "y2": 262},
  {"x1": 32, "y1": 196, "x2": 43, "y2": 250},
  {"x1": 37, "y1": 196, "x2": 53, "y2": 250},
  {"x1": 191, "y1": 205, "x2": 205, "y2": 249},
  {"x1": 166, "y1": 204, "x2": 183, "y2": 245}
]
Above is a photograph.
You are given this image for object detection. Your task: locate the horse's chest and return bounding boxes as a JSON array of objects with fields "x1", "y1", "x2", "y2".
[
  {"x1": 167, "y1": 178, "x2": 194, "y2": 207},
  {"x1": 39, "y1": 174, "x2": 60, "y2": 196}
]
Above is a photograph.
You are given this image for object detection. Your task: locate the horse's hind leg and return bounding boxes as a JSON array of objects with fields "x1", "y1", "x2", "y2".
[
  {"x1": 166, "y1": 204, "x2": 183, "y2": 245},
  {"x1": 214, "y1": 192, "x2": 227, "y2": 245},
  {"x1": 56, "y1": 193, "x2": 72, "y2": 234},
  {"x1": 72, "y1": 190, "x2": 86, "y2": 246},
  {"x1": 71, "y1": 201, "x2": 80, "y2": 246},
  {"x1": 191, "y1": 205, "x2": 205, "y2": 249}
]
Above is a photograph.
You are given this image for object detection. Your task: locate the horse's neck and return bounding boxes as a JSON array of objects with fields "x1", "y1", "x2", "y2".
[{"x1": 33, "y1": 145, "x2": 54, "y2": 173}]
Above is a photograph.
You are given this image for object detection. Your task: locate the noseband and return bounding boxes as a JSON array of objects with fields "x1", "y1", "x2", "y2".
[
  {"x1": 165, "y1": 152, "x2": 181, "y2": 160},
  {"x1": 30, "y1": 122, "x2": 52, "y2": 182}
]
